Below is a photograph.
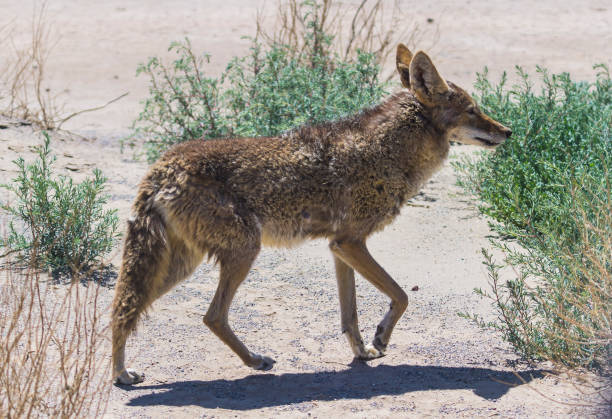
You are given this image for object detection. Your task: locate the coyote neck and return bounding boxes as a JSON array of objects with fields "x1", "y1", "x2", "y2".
[
  {"x1": 368, "y1": 91, "x2": 448, "y2": 153},
  {"x1": 333, "y1": 91, "x2": 451, "y2": 189}
]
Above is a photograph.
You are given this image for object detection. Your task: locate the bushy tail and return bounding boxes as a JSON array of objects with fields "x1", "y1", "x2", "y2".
[{"x1": 111, "y1": 191, "x2": 169, "y2": 350}]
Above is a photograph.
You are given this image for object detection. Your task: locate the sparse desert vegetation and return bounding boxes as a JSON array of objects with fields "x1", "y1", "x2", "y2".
[{"x1": 0, "y1": 0, "x2": 610, "y2": 417}]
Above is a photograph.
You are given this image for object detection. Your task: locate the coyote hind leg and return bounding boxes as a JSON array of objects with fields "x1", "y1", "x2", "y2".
[
  {"x1": 203, "y1": 245, "x2": 275, "y2": 371},
  {"x1": 330, "y1": 239, "x2": 408, "y2": 357},
  {"x1": 112, "y1": 214, "x2": 203, "y2": 385}
]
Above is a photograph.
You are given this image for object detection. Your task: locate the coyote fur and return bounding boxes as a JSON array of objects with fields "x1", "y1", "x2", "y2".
[{"x1": 112, "y1": 44, "x2": 511, "y2": 384}]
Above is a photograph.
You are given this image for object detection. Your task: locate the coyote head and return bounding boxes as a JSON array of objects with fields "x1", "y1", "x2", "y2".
[{"x1": 396, "y1": 44, "x2": 511, "y2": 148}]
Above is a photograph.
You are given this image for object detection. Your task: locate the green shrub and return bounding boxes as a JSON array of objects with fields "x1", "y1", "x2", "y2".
[
  {"x1": 223, "y1": 43, "x2": 383, "y2": 138},
  {"x1": 454, "y1": 66, "x2": 611, "y2": 373},
  {"x1": 131, "y1": 40, "x2": 228, "y2": 162},
  {"x1": 130, "y1": 2, "x2": 386, "y2": 163},
  {"x1": 0, "y1": 133, "x2": 120, "y2": 274}
]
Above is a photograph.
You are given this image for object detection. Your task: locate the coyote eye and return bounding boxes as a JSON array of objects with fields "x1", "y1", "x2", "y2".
[{"x1": 467, "y1": 107, "x2": 476, "y2": 115}]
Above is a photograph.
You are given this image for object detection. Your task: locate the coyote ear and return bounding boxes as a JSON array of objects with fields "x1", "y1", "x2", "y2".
[
  {"x1": 409, "y1": 51, "x2": 449, "y2": 105},
  {"x1": 396, "y1": 43, "x2": 413, "y2": 88}
]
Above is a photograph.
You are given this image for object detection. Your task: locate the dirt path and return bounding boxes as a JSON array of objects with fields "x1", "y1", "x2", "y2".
[{"x1": 1, "y1": 1, "x2": 610, "y2": 417}]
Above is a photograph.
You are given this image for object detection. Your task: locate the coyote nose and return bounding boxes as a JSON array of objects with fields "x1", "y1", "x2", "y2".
[{"x1": 504, "y1": 129, "x2": 512, "y2": 139}]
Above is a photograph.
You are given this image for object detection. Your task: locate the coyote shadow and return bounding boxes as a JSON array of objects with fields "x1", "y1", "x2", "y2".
[{"x1": 124, "y1": 362, "x2": 547, "y2": 410}]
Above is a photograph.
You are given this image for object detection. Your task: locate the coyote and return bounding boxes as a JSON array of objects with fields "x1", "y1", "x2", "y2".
[{"x1": 112, "y1": 44, "x2": 511, "y2": 384}]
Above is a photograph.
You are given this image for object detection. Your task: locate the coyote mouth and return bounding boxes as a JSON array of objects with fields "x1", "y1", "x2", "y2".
[{"x1": 475, "y1": 136, "x2": 501, "y2": 147}]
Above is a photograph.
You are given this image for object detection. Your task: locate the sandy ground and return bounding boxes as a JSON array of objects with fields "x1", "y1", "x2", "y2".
[{"x1": 1, "y1": 0, "x2": 611, "y2": 417}]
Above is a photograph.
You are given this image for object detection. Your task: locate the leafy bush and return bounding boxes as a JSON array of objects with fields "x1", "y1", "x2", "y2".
[
  {"x1": 130, "y1": 41, "x2": 226, "y2": 162},
  {"x1": 223, "y1": 43, "x2": 383, "y2": 138},
  {"x1": 457, "y1": 65, "x2": 611, "y2": 239},
  {"x1": 0, "y1": 133, "x2": 120, "y2": 273},
  {"x1": 130, "y1": 1, "x2": 387, "y2": 162},
  {"x1": 454, "y1": 66, "x2": 611, "y2": 376}
]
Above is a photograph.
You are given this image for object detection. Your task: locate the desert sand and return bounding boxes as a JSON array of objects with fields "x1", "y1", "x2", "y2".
[{"x1": 1, "y1": 1, "x2": 610, "y2": 417}]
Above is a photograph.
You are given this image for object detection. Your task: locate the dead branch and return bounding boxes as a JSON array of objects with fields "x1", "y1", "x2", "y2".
[{"x1": 56, "y1": 92, "x2": 129, "y2": 130}]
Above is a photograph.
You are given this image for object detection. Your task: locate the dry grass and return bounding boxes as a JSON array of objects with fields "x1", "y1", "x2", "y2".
[
  {"x1": 0, "y1": 247, "x2": 111, "y2": 417},
  {"x1": 256, "y1": 0, "x2": 437, "y2": 80},
  {"x1": 544, "y1": 184, "x2": 612, "y2": 411},
  {"x1": 0, "y1": 1, "x2": 127, "y2": 130},
  {"x1": 0, "y1": 1, "x2": 62, "y2": 129}
]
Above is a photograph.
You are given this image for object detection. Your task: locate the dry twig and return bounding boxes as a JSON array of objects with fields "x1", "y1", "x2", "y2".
[
  {"x1": 0, "y1": 250, "x2": 111, "y2": 417},
  {"x1": 0, "y1": 1, "x2": 127, "y2": 130},
  {"x1": 256, "y1": 0, "x2": 438, "y2": 80}
]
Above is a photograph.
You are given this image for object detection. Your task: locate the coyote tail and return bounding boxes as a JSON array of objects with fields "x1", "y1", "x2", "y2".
[{"x1": 112, "y1": 186, "x2": 169, "y2": 339}]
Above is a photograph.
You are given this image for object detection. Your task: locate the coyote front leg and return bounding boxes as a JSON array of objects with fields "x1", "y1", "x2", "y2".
[
  {"x1": 333, "y1": 255, "x2": 382, "y2": 359},
  {"x1": 330, "y1": 240, "x2": 408, "y2": 356}
]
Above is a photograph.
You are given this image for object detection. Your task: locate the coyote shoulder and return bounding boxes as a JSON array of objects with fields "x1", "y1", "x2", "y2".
[{"x1": 112, "y1": 44, "x2": 512, "y2": 385}]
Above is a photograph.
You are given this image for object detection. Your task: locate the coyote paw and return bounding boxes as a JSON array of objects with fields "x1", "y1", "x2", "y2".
[
  {"x1": 114, "y1": 368, "x2": 145, "y2": 385},
  {"x1": 372, "y1": 336, "x2": 388, "y2": 354},
  {"x1": 252, "y1": 355, "x2": 276, "y2": 371},
  {"x1": 357, "y1": 345, "x2": 385, "y2": 360}
]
